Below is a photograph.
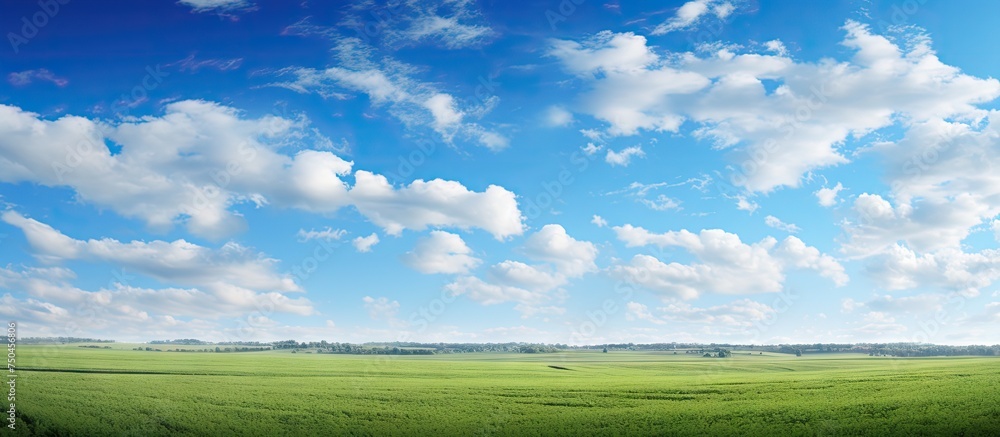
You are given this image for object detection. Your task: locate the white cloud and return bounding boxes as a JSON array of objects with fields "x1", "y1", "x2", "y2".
[
  {"x1": 605, "y1": 145, "x2": 645, "y2": 166},
  {"x1": 625, "y1": 302, "x2": 665, "y2": 324},
  {"x1": 2, "y1": 211, "x2": 301, "y2": 294},
  {"x1": 550, "y1": 22, "x2": 1000, "y2": 192},
  {"x1": 423, "y1": 93, "x2": 464, "y2": 139},
  {"x1": 0, "y1": 264, "x2": 314, "y2": 332},
  {"x1": 352, "y1": 233, "x2": 380, "y2": 253},
  {"x1": 852, "y1": 311, "x2": 908, "y2": 336},
  {"x1": 169, "y1": 53, "x2": 243, "y2": 73},
  {"x1": 772, "y1": 235, "x2": 850, "y2": 286},
  {"x1": 657, "y1": 299, "x2": 776, "y2": 328},
  {"x1": 734, "y1": 195, "x2": 759, "y2": 213},
  {"x1": 841, "y1": 297, "x2": 863, "y2": 313},
  {"x1": 581, "y1": 142, "x2": 603, "y2": 155},
  {"x1": 864, "y1": 293, "x2": 946, "y2": 314},
  {"x1": 362, "y1": 296, "x2": 405, "y2": 327},
  {"x1": 861, "y1": 311, "x2": 899, "y2": 325},
  {"x1": 296, "y1": 227, "x2": 347, "y2": 242},
  {"x1": 521, "y1": 224, "x2": 599, "y2": 277},
  {"x1": 763, "y1": 39, "x2": 788, "y2": 56},
  {"x1": 446, "y1": 225, "x2": 597, "y2": 316},
  {"x1": 350, "y1": 171, "x2": 524, "y2": 239},
  {"x1": 864, "y1": 244, "x2": 1000, "y2": 297},
  {"x1": 840, "y1": 114, "x2": 1000, "y2": 297},
  {"x1": 337, "y1": 0, "x2": 494, "y2": 50},
  {"x1": 815, "y1": 182, "x2": 843, "y2": 207},
  {"x1": 402, "y1": 14, "x2": 493, "y2": 49},
  {"x1": 652, "y1": 0, "x2": 737, "y2": 35},
  {"x1": 591, "y1": 215, "x2": 608, "y2": 227},
  {"x1": 611, "y1": 225, "x2": 846, "y2": 299},
  {"x1": 580, "y1": 129, "x2": 604, "y2": 142},
  {"x1": 178, "y1": 0, "x2": 254, "y2": 15},
  {"x1": 272, "y1": 38, "x2": 505, "y2": 149},
  {"x1": 545, "y1": 105, "x2": 573, "y2": 127},
  {"x1": 639, "y1": 195, "x2": 681, "y2": 211},
  {"x1": 993, "y1": 220, "x2": 1000, "y2": 242},
  {"x1": 7, "y1": 69, "x2": 68, "y2": 87},
  {"x1": 545, "y1": 105, "x2": 574, "y2": 127},
  {"x1": 846, "y1": 115, "x2": 1000, "y2": 255},
  {"x1": 764, "y1": 215, "x2": 800, "y2": 233},
  {"x1": 402, "y1": 231, "x2": 480, "y2": 274},
  {"x1": 0, "y1": 101, "x2": 524, "y2": 240},
  {"x1": 445, "y1": 275, "x2": 544, "y2": 307},
  {"x1": 842, "y1": 193, "x2": 985, "y2": 256}
]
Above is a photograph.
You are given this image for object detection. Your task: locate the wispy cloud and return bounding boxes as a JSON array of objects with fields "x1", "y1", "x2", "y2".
[
  {"x1": 651, "y1": 0, "x2": 737, "y2": 35},
  {"x1": 7, "y1": 69, "x2": 68, "y2": 87},
  {"x1": 170, "y1": 53, "x2": 244, "y2": 73}
]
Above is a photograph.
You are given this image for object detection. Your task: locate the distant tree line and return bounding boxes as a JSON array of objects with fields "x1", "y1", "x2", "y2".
[
  {"x1": 577, "y1": 342, "x2": 1000, "y2": 357},
  {"x1": 131, "y1": 346, "x2": 271, "y2": 352},
  {"x1": 21, "y1": 337, "x2": 114, "y2": 344},
  {"x1": 270, "y1": 340, "x2": 560, "y2": 355},
  {"x1": 122, "y1": 339, "x2": 1000, "y2": 357},
  {"x1": 149, "y1": 339, "x2": 208, "y2": 345}
]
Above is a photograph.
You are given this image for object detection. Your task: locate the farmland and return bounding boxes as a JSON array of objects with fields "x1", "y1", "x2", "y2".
[{"x1": 9, "y1": 345, "x2": 1000, "y2": 435}]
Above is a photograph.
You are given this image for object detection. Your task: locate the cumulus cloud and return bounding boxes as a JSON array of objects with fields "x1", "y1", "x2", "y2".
[
  {"x1": 656, "y1": 299, "x2": 776, "y2": 328},
  {"x1": 814, "y1": 182, "x2": 843, "y2": 208},
  {"x1": 521, "y1": 224, "x2": 599, "y2": 277},
  {"x1": 2, "y1": 211, "x2": 301, "y2": 294},
  {"x1": 651, "y1": 0, "x2": 737, "y2": 35},
  {"x1": 446, "y1": 225, "x2": 597, "y2": 316},
  {"x1": 764, "y1": 215, "x2": 800, "y2": 233},
  {"x1": 734, "y1": 195, "x2": 759, "y2": 213},
  {"x1": 605, "y1": 145, "x2": 645, "y2": 166},
  {"x1": 626, "y1": 299, "x2": 781, "y2": 340},
  {"x1": 362, "y1": 296, "x2": 404, "y2": 327},
  {"x1": 350, "y1": 171, "x2": 524, "y2": 239},
  {"x1": 591, "y1": 215, "x2": 608, "y2": 227},
  {"x1": 841, "y1": 297, "x2": 863, "y2": 313},
  {"x1": 842, "y1": 193, "x2": 985, "y2": 256},
  {"x1": 550, "y1": 22, "x2": 1000, "y2": 192},
  {"x1": 763, "y1": 39, "x2": 788, "y2": 56},
  {"x1": 840, "y1": 114, "x2": 1000, "y2": 297},
  {"x1": 353, "y1": 233, "x2": 380, "y2": 253},
  {"x1": 610, "y1": 225, "x2": 846, "y2": 299},
  {"x1": 545, "y1": 105, "x2": 574, "y2": 127},
  {"x1": 402, "y1": 231, "x2": 480, "y2": 274},
  {"x1": 0, "y1": 266, "x2": 313, "y2": 340},
  {"x1": 625, "y1": 302, "x2": 665, "y2": 324},
  {"x1": 845, "y1": 115, "x2": 1000, "y2": 255},
  {"x1": 863, "y1": 244, "x2": 1000, "y2": 297},
  {"x1": 581, "y1": 142, "x2": 603, "y2": 155},
  {"x1": 863, "y1": 293, "x2": 947, "y2": 314},
  {"x1": 0, "y1": 101, "x2": 524, "y2": 240}
]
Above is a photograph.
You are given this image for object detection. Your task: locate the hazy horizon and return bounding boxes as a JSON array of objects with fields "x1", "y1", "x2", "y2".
[{"x1": 3, "y1": 0, "x2": 1000, "y2": 347}]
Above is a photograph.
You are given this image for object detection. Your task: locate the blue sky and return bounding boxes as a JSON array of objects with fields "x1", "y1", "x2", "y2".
[{"x1": 2, "y1": 0, "x2": 1000, "y2": 345}]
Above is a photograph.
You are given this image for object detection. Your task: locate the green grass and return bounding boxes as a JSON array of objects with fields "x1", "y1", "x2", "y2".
[{"x1": 9, "y1": 345, "x2": 1000, "y2": 436}]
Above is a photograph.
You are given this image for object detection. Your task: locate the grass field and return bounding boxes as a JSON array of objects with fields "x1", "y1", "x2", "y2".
[{"x1": 9, "y1": 345, "x2": 1000, "y2": 435}]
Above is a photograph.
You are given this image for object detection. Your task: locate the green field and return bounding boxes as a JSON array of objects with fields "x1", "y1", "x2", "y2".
[{"x1": 9, "y1": 345, "x2": 1000, "y2": 436}]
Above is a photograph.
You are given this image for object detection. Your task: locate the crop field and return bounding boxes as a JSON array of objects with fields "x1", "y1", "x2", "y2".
[{"x1": 9, "y1": 345, "x2": 1000, "y2": 436}]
